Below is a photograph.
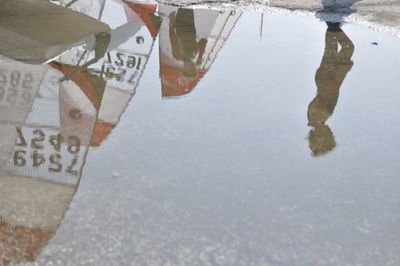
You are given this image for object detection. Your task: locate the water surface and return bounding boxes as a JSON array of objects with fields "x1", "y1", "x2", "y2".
[{"x1": 1, "y1": 1, "x2": 400, "y2": 265}]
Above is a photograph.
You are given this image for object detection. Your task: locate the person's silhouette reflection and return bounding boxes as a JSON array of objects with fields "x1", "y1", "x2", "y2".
[
  {"x1": 159, "y1": 8, "x2": 208, "y2": 97},
  {"x1": 307, "y1": 22, "x2": 354, "y2": 156},
  {"x1": 169, "y1": 9, "x2": 207, "y2": 81},
  {"x1": 59, "y1": 32, "x2": 111, "y2": 81},
  {"x1": 159, "y1": 6, "x2": 241, "y2": 98}
]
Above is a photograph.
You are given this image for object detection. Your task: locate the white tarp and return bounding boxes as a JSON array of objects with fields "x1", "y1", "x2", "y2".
[{"x1": 0, "y1": 0, "x2": 110, "y2": 64}]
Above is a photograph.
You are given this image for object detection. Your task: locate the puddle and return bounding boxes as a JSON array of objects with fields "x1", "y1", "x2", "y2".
[{"x1": 1, "y1": 0, "x2": 400, "y2": 265}]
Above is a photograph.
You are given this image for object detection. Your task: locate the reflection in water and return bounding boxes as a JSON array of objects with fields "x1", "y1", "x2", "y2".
[
  {"x1": 1, "y1": 0, "x2": 391, "y2": 264},
  {"x1": 0, "y1": 57, "x2": 89, "y2": 265},
  {"x1": 0, "y1": 0, "x2": 110, "y2": 64},
  {"x1": 159, "y1": 6, "x2": 241, "y2": 98},
  {"x1": 0, "y1": 0, "x2": 161, "y2": 264},
  {"x1": 57, "y1": 31, "x2": 111, "y2": 82},
  {"x1": 170, "y1": 9, "x2": 208, "y2": 83},
  {"x1": 317, "y1": 0, "x2": 362, "y2": 22},
  {"x1": 0, "y1": 0, "x2": 241, "y2": 263},
  {"x1": 307, "y1": 22, "x2": 354, "y2": 156}
]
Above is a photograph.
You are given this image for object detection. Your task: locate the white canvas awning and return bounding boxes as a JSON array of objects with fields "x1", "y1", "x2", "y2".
[{"x1": 0, "y1": 0, "x2": 110, "y2": 64}]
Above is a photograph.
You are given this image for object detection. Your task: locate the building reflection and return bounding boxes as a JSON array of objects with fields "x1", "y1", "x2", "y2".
[
  {"x1": 307, "y1": 22, "x2": 354, "y2": 156},
  {"x1": 0, "y1": 0, "x2": 160, "y2": 264},
  {"x1": 158, "y1": 6, "x2": 241, "y2": 98}
]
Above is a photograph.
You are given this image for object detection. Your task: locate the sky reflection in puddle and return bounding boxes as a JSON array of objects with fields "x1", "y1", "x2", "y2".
[{"x1": 1, "y1": 0, "x2": 400, "y2": 265}]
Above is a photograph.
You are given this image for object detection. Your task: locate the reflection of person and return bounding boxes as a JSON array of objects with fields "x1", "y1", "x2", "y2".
[
  {"x1": 307, "y1": 22, "x2": 354, "y2": 156},
  {"x1": 169, "y1": 9, "x2": 207, "y2": 80},
  {"x1": 159, "y1": 6, "x2": 241, "y2": 98},
  {"x1": 60, "y1": 32, "x2": 111, "y2": 81}
]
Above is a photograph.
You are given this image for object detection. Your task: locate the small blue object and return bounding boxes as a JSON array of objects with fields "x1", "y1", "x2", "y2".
[{"x1": 371, "y1": 42, "x2": 379, "y2": 45}]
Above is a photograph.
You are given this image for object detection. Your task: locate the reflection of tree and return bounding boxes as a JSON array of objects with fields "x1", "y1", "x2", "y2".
[{"x1": 307, "y1": 22, "x2": 354, "y2": 156}]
